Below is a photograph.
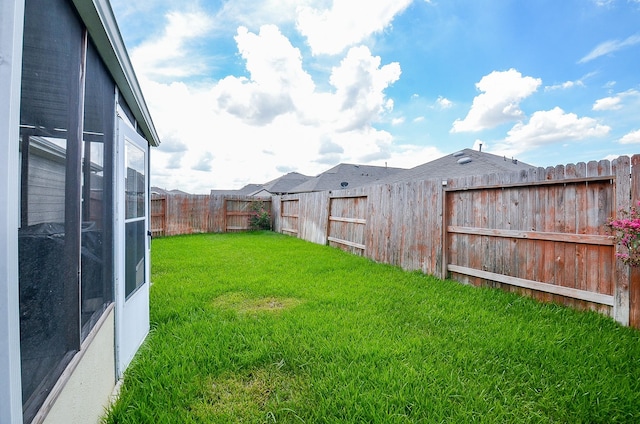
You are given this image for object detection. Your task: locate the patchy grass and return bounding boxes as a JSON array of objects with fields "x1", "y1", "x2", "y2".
[
  {"x1": 211, "y1": 292, "x2": 303, "y2": 315},
  {"x1": 103, "y1": 232, "x2": 640, "y2": 423}
]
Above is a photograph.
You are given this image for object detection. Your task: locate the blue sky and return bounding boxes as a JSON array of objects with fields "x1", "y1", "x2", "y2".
[{"x1": 110, "y1": 0, "x2": 640, "y2": 193}]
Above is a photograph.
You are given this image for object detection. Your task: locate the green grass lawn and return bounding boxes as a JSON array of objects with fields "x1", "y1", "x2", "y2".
[{"x1": 103, "y1": 232, "x2": 640, "y2": 423}]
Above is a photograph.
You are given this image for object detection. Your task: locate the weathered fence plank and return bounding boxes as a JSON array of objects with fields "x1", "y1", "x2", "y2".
[
  {"x1": 150, "y1": 195, "x2": 166, "y2": 237},
  {"x1": 280, "y1": 197, "x2": 299, "y2": 236},
  {"x1": 327, "y1": 195, "x2": 367, "y2": 255}
]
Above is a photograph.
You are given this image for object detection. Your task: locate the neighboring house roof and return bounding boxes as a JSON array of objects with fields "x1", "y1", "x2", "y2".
[
  {"x1": 379, "y1": 148, "x2": 535, "y2": 185},
  {"x1": 288, "y1": 163, "x2": 406, "y2": 193},
  {"x1": 151, "y1": 187, "x2": 190, "y2": 195},
  {"x1": 261, "y1": 172, "x2": 312, "y2": 194},
  {"x1": 210, "y1": 184, "x2": 267, "y2": 196},
  {"x1": 211, "y1": 173, "x2": 313, "y2": 196},
  {"x1": 237, "y1": 184, "x2": 265, "y2": 195},
  {"x1": 151, "y1": 187, "x2": 168, "y2": 195}
]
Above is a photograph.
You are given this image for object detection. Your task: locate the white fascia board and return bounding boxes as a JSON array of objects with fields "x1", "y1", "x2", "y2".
[
  {"x1": 0, "y1": 0, "x2": 25, "y2": 421},
  {"x1": 71, "y1": 0, "x2": 161, "y2": 147}
]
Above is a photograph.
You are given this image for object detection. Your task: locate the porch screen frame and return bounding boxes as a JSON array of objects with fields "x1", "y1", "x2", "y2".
[{"x1": 0, "y1": 0, "x2": 26, "y2": 422}]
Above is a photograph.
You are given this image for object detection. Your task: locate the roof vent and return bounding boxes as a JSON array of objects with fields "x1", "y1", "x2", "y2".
[
  {"x1": 340, "y1": 181, "x2": 349, "y2": 187},
  {"x1": 452, "y1": 151, "x2": 465, "y2": 157},
  {"x1": 457, "y1": 157, "x2": 472, "y2": 165}
]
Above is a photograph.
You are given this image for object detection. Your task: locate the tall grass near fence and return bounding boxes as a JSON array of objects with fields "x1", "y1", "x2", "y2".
[{"x1": 104, "y1": 232, "x2": 640, "y2": 423}]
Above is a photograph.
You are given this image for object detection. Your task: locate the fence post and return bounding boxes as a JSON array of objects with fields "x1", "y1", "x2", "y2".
[
  {"x1": 440, "y1": 181, "x2": 448, "y2": 281},
  {"x1": 630, "y1": 155, "x2": 640, "y2": 328},
  {"x1": 613, "y1": 156, "x2": 631, "y2": 326}
]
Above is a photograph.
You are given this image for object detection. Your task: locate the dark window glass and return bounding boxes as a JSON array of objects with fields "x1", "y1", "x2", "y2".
[
  {"x1": 124, "y1": 140, "x2": 146, "y2": 297},
  {"x1": 18, "y1": 0, "x2": 83, "y2": 421},
  {"x1": 81, "y1": 40, "x2": 115, "y2": 340},
  {"x1": 125, "y1": 142, "x2": 145, "y2": 219},
  {"x1": 125, "y1": 220, "x2": 146, "y2": 297}
]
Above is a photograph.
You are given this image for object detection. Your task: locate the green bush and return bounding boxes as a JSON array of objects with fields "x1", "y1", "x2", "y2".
[{"x1": 248, "y1": 200, "x2": 271, "y2": 230}]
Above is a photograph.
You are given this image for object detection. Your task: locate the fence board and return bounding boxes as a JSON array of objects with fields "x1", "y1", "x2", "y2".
[
  {"x1": 564, "y1": 164, "x2": 578, "y2": 309},
  {"x1": 150, "y1": 195, "x2": 166, "y2": 237},
  {"x1": 210, "y1": 194, "x2": 226, "y2": 232}
]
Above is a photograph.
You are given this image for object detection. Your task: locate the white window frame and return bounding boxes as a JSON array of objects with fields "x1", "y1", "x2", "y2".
[{"x1": 0, "y1": 0, "x2": 26, "y2": 422}]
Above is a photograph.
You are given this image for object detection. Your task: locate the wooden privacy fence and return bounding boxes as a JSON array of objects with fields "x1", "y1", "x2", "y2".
[
  {"x1": 151, "y1": 194, "x2": 271, "y2": 236},
  {"x1": 444, "y1": 163, "x2": 623, "y2": 322},
  {"x1": 273, "y1": 155, "x2": 640, "y2": 329}
]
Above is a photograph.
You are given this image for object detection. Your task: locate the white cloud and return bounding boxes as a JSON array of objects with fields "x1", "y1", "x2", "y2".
[
  {"x1": 319, "y1": 138, "x2": 344, "y2": 154},
  {"x1": 593, "y1": 96, "x2": 622, "y2": 111},
  {"x1": 192, "y1": 152, "x2": 215, "y2": 172},
  {"x1": 578, "y1": 33, "x2": 640, "y2": 63},
  {"x1": 451, "y1": 69, "x2": 542, "y2": 133},
  {"x1": 392, "y1": 117, "x2": 405, "y2": 125},
  {"x1": 545, "y1": 80, "x2": 585, "y2": 91},
  {"x1": 165, "y1": 151, "x2": 185, "y2": 170},
  {"x1": 215, "y1": 0, "x2": 315, "y2": 29},
  {"x1": 436, "y1": 96, "x2": 453, "y2": 109},
  {"x1": 385, "y1": 144, "x2": 445, "y2": 169},
  {"x1": 472, "y1": 139, "x2": 486, "y2": 151},
  {"x1": 620, "y1": 129, "x2": 640, "y2": 144},
  {"x1": 130, "y1": 10, "x2": 213, "y2": 79},
  {"x1": 491, "y1": 107, "x2": 610, "y2": 157},
  {"x1": 593, "y1": 89, "x2": 640, "y2": 111},
  {"x1": 329, "y1": 45, "x2": 401, "y2": 131},
  {"x1": 296, "y1": 0, "x2": 413, "y2": 55},
  {"x1": 213, "y1": 25, "x2": 314, "y2": 125}
]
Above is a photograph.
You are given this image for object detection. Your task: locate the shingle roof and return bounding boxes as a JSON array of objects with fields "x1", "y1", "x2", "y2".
[
  {"x1": 210, "y1": 184, "x2": 262, "y2": 196},
  {"x1": 210, "y1": 173, "x2": 313, "y2": 196},
  {"x1": 288, "y1": 163, "x2": 406, "y2": 193},
  {"x1": 151, "y1": 187, "x2": 190, "y2": 195},
  {"x1": 379, "y1": 148, "x2": 535, "y2": 185},
  {"x1": 261, "y1": 172, "x2": 312, "y2": 194}
]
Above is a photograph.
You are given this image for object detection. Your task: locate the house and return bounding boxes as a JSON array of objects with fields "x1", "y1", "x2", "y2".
[
  {"x1": 151, "y1": 187, "x2": 191, "y2": 196},
  {"x1": 211, "y1": 172, "x2": 312, "y2": 197},
  {"x1": 287, "y1": 163, "x2": 406, "y2": 193},
  {"x1": 211, "y1": 184, "x2": 264, "y2": 197},
  {"x1": 211, "y1": 172, "x2": 313, "y2": 197},
  {"x1": 1, "y1": 0, "x2": 160, "y2": 423},
  {"x1": 378, "y1": 148, "x2": 535, "y2": 185},
  {"x1": 259, "y1": 172, "x2": 313, "y2": 195}
]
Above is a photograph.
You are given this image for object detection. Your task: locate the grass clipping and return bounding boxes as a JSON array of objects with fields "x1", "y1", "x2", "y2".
[{"x1": 212, "y1": 292, "x2": 302, "y2": 315}]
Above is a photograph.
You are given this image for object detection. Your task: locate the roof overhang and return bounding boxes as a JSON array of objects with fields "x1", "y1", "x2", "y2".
[{"x1": 70, "y1": 0, "x2": 160, "y2": 147}]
